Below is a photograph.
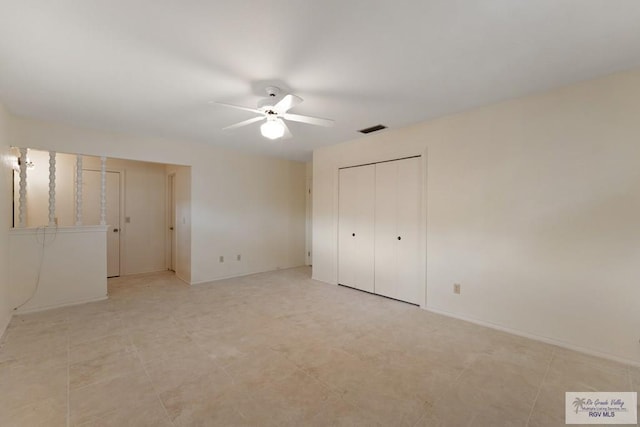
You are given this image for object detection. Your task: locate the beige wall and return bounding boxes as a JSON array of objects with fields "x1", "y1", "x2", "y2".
[
  {"x1": 0, "y1": 102, "x2": 12, "y2": 337},
  {"x1": 6, "y1": 114, "x2": 307, "y2": 284},
  {"x1": 9, "y1": 226, "x2": 107, "y2": 313},
  {"x1": 313, "y1": 69, "x2": 640, "y2": 365},
  {"x1": 18, "y1": 150, "x2": 75, "y2": 227}
]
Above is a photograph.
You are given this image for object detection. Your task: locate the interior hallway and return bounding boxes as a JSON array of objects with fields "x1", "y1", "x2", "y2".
[{"x1": 1, "y1": 267, "x2": 638, "y2": 426}]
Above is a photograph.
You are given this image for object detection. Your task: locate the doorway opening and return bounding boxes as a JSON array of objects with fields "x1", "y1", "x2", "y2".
[{"x1": 11, "y1": 148, "x2": 192, "y2": 282}]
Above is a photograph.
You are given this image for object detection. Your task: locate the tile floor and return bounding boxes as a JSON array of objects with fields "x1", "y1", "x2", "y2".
[{"x1": 0, "y1": 267, "x2": 638, "y2": 426}]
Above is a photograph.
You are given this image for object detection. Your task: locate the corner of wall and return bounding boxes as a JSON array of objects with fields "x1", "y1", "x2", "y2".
[
  {"x1": 311, "y1": 70, "x2": 640, "y2": 364},
  {"x1": 0, "y1": 101, "x2": 14, "y2": 339}
]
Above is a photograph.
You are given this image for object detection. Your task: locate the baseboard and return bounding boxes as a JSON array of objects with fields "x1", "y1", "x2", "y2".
[
  {"x1": 119, "y1": 268, "x2": 169, "y2": 277},
  {"x1": 0, "y1": 310, "x2": 12, "y2": 343},
  {"x1": 172, "y1": 273, "x2": 188, "y2": 285},
  {"x1": 192, "y1": 265, "x2": 307, "y2": 286},
  {"x1": 15, "y1": 295, "x2": 108, "y2": 315},
  {"x1": 311, "y1": 275, "x2": 337, "y2": 285},
  {"x1": 191, "y1": 270, "x2": 276, "y2": 285},
  {"x1": 425, "y1": 305, "x2": 640, "y2": 368}
]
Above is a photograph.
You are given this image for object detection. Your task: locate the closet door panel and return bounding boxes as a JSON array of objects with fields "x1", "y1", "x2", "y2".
[
  {"x1": 353, "y1": 165, "x2": 376, "y2": 292},
  {"x1": 338, "y1": 165, "x2": 375, "y2": 291},
  {"x1": 374, "y1": 157, "x2": 422, "y2": 304},
  {"x1": 395, "y1": 157, "x2": 422, "y2": 304},
  {"x1": 373, "y1": 161, "x2": 398, "y2": 299},
  {"x1": 338, "y1": 168, "x2": 358, "y2": 288}
]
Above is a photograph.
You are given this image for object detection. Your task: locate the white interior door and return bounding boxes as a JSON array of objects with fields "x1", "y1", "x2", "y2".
[
  {"x1": 169, "y1": 173, "x2": 176, "y2": 272},
  {"x1": 82, "y1": 170, "x2": 121, "y2": 277},
  {"x1": 305, "y1": 176, "x2": 313, "y2": 266},
  {"x1": 374, "y1": 158, "x2": 421, "y2": 304},
  {"x1": 394, "y1": 157, "x2": 421, "y2": 304},
  {"x1": 338, "y1": 165, "x2": 375, "y2": 292},
  {"x1": 373, "y1": 162, "x2": 398, "y2": 299}
]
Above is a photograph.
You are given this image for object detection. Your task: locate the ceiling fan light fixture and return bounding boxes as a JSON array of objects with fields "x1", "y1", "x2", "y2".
[
  {"x1": 260, "y1": 118, "x2": 285, "y2": 139},
  {"x1": 217, "y1": 89, "x2": 333, "y2": 139}
]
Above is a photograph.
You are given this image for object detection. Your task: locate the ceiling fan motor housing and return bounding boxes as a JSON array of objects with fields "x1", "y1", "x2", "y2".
[
  {"x1": 265, "y1": 86, "x2": 280, "y2": 97},
  {"x1": 258, "y1": 86, "x2": 282, "y2": 110}
]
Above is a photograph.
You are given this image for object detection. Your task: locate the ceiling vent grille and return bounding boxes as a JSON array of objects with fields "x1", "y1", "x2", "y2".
[{"x1": 358, "y1": 124, "x2": 387, "y2": 134}]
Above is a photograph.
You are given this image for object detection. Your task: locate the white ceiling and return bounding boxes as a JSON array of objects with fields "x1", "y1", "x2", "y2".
[{"x1": 1, "y1": 1, "x2": 640, "y2": 161}]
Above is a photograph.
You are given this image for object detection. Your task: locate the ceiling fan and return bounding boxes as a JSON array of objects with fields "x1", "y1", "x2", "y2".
[{"x1": 216, "y1": 87, "x2": 334, "y2": 140}]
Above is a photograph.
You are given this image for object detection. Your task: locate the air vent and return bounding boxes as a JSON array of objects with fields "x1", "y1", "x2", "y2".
[{"x1": 358, "y1": 124, "x2": 387, "y2": 134}]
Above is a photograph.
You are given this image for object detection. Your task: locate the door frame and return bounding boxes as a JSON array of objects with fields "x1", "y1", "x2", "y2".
[
  {"x1": 305, "y1": 175, "x2": 312, "y2": 266},
  {"x1": 82, "y1": 167, "x2": 126, "y2": 277},
  {"x1": 166, "y1": 172, "x2": 177, "y2": 271}
]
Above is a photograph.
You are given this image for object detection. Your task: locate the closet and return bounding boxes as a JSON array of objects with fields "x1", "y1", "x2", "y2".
[
  {"x1": 337, "y1": 164, "x2": 375, "y2": 292},
  {"x1": 338, "y1": 156, "x2": 422, "y2": 305}
]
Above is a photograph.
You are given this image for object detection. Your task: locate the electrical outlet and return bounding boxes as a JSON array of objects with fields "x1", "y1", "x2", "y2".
[
  {"x1": 219, "y1": 256, "x2": 224, "y2": 263},
  {"x1": 453, "y1": 283, "x2": 461, "y2": 294},
  {"x1": 237, "y1": 254, "x2": 241, "y2": 261}
]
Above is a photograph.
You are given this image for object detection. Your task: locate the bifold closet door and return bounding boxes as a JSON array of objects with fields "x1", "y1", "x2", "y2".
[
  {"x1": 374, "y1": 157, "x2": 421, "y2": 304},
  {"x1": 338, "y1": 165, "x2": 375, "y2": 292}
]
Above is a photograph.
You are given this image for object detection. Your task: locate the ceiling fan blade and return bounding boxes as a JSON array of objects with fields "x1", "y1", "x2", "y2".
[
  {"x1": 222, "y1": 116, "x2": 264, "y2": 131},
  {"x1": 283, "y1": 113, "x2": 334, "y2": 127},
  {"x1": 281, "y1": 120, "x2": 292, "y2": 139},
  {"x1": 214, "y1": 102, "x2": 264, "y2": 115},
  {"x1": 274, "y1": 94, "x2": 303, "y2": 114}
]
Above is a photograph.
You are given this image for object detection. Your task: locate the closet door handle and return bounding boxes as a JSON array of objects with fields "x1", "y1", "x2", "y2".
[
  {"x1": 397, "y1": 236, "x2": 401, "y2": 240},
  {"x1": 352, "y1": 233, "x2": 356, "y2": 237}
]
